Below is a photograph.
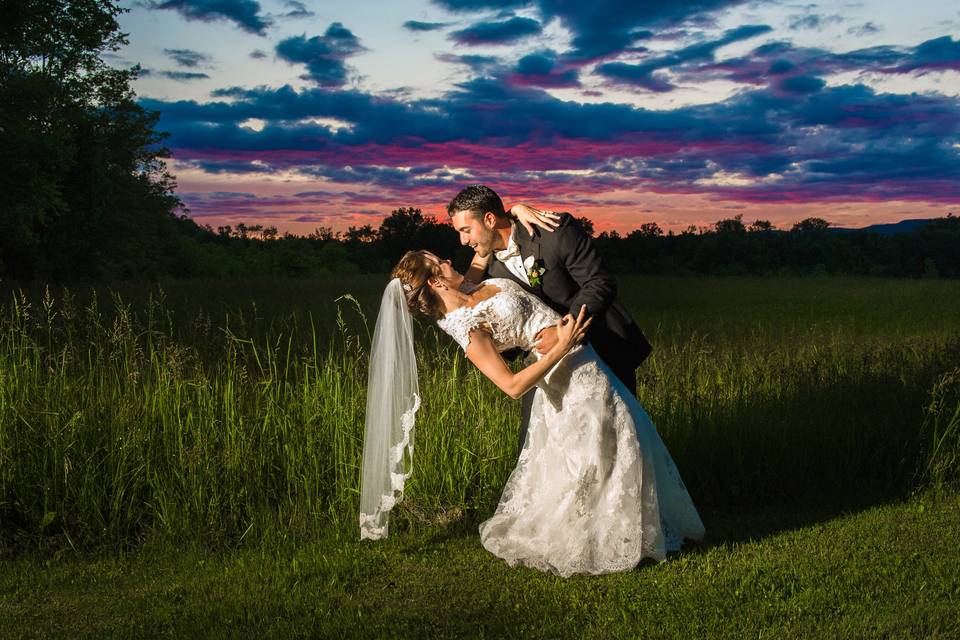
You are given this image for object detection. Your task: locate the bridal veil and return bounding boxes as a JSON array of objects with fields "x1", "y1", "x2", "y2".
[{"x1": 359, "y1": 278, "x2": 420, "y2": 540}]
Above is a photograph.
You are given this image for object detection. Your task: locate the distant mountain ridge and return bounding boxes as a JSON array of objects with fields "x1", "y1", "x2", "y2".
[{"x1": 830, "y1": 219, "x2": 935, "y2": 235}]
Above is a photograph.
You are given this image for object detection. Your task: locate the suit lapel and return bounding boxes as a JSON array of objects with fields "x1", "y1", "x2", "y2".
[{"x1": 513, "y1": 225, "x2": 543, "y2": 294}]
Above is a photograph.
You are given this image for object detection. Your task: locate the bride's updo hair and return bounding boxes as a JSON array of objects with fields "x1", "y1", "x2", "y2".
[{"x1": 392, "y1": 250, "x2": 445, "y2": 319}]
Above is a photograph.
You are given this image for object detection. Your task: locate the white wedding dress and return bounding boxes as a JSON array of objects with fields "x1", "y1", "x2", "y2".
[{"x1": 437, "y1": 278, "x2": 705, "y2": 577}]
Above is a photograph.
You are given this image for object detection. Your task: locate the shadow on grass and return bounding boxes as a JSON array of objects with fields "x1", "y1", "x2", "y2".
[
  {"x1": 392, "y1": 485, "x2": 911, "y2": 566},
  {"x1": 686, "y1": 489, "x2": 908, "y2": 555}
]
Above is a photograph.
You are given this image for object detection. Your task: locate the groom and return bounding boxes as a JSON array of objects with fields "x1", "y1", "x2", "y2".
[{"x1": 448, "y1": 185, "x2": 652, "y2": 446}]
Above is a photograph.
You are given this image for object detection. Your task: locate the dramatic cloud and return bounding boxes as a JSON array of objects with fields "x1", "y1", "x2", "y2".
[
  {"x1": 178, "y1": 189, "x2": 390, "y2": 221},
  {"x1": 436, "y1": 53, "x2": 501, "y2": 72},
  {"x1": 431, "y1": 0, "x2": 530, "y2": 10},
  {"x1": 433, "y1": 0, "x2": 752, "y2": 59},
  {"x1": 403, "y1": 20, "x2": 450, "y2": 32},
  {"x1": 777, "y1": 74, "x2": 826, "y2": 94},
  {"x1": 508, "y1": 49, "x2": 580, "y2": 88},
  {"x1": 596, "y1": 24, "x2": 773, "y2": 91},
  {"x1": 680, "y1": 36, "x2": 960, "y2": 88},
  {"x1": 279, "y1": 0, "x2": 313, "y2": 19},
  {"x1": 144, "y1": 0, "x2": 270, "y2": 35},
  {"x1": 163, "y1": 48, "x2": 212, "y2": 68},
  {"x1": 785, "y1": 11, "x2": 844, "y2": 31},
  {"x1": 449, "y1": 16, "x2": 543, "y2": 45},
  {"x1": 889, "y1": 36, "x2": 960, "y2": 73},
  {"x1": 249, "y1": 49, "x2": 268, "y2": 59},
  {"x1": 847, "y1": 21, "x2": 882, "y2": 36},
  {"x1": 142, "y1": 56, "x2": 960, "y2": 209},
  {"x1": 275, "y1": 23, "x2": 367, "y2": 87},
  {"x1": 160, "y1": 70, "x2": 211, "y2": 81}
]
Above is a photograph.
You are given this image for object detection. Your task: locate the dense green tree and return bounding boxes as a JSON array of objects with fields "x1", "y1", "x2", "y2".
[
  {"x1": 714, "y1": 214, "x2": 746, "y2": 235},
  {"x1": 0, "y1": 0, "x2": 182, "y2": 279},
  {"x1": 636, "y1": 222, "x2": 663, "y2": 238},
  {"x1": 377, "y1": 207, "x2": 465, "y2": 266},
  {"x1": 792, "y1": 217, "x2": 831, "y2": 233}
]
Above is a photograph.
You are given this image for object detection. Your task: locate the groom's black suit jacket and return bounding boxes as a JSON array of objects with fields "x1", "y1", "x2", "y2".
[{"x1": 484, "y1": 213, "x2": 652, "y2": 393}]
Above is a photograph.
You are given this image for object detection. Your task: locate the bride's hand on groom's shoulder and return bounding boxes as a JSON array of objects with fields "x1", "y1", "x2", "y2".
[{"x1": 509, "y1": 203, "x2": 561, "y2": 236}]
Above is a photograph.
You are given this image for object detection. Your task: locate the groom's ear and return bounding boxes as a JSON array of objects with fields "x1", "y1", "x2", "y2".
[{"x1": 482, "y1": 211, "x2": 497, "y2": 228}]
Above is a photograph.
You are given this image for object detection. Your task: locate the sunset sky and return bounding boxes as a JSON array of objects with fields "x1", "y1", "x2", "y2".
[{"x1": 112, "y1": 0, "x2": 960, "y2": 234}]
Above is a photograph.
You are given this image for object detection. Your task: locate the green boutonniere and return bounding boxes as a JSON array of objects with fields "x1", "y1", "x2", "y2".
[{"x1": 525, "y1": 257, "x2": 546, "y2": 287}]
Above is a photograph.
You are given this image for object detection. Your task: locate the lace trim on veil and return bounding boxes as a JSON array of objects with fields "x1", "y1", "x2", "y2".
[{"x1": 359, "y1": 393, "x2": 421, "y2": 540}]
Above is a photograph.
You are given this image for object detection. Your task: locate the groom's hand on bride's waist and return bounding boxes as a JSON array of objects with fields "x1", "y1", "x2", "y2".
[{"x1": 534, "y1": 326, "x2": 559, "y2": 355}]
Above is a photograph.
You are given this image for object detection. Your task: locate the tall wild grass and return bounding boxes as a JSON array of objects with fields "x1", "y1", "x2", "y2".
[{"x1": 0, "y1": 276, "x2": 958, "y2": 551}]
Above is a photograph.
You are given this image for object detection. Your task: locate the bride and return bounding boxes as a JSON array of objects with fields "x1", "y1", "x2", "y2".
[{"x1": 360, "y1": 250, "x2": 705, "y2": 577}]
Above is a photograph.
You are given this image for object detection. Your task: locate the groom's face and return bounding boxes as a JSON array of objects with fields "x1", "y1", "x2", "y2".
[{"x1": 451, "y1": 209, "x2": 498, "y2": 257}]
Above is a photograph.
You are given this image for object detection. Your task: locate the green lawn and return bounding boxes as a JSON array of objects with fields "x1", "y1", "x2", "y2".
[
  {"x1": 2, "y1": 490, "x2": 958, "y2": 639},
  {"x1": 2, "y1": 276, "x2": 959, "y2": 638}
]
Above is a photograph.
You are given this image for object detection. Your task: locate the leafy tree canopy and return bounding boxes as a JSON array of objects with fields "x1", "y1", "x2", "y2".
[{"x1": 0, "y1": 0, "x2": 182, "y2": 280}]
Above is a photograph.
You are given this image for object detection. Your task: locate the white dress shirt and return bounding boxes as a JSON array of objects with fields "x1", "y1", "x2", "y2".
[{"x1": 493, "y1": 222, "x2": 528, "y2": 283}]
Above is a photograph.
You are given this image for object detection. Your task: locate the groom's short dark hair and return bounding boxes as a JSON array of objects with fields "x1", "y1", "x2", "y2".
[{"x1": 447, "y1": 185, "x2": 507, "y2": 220}]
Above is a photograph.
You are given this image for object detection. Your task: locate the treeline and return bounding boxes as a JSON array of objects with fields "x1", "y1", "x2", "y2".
[
  {"x1": 171, "y1": 208, "x2": 960, "y2": 280},
  {"x1": 593, "y1": 214, "x2": 960, "y2": 278}
]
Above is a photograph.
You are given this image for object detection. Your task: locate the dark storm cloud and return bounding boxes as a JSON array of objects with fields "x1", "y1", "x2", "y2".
[
  {"x1": 777, "y1": 74, "x2": 826, "y2": 94},
  {"x1": 785, "y1": 12, "x2": 844, "y2": 31},
  {"x1": 163, "y1": 48, "x2": 212, "y2": 68},
  {"x1": 449, "y1": 16, "x2": 543, "y2": 45},
  {"x1": 297, "y1": 163, "x2": 467, "y2": 188},
  {"x1": 403, "y1": 20, "x2": 451, "y2": 32},
  {"x1": 508, "y1": 49, "x2": 580, "y2": 88},
  {"x1": 144, "y1": 0, "x2": 271, "y2": 35},
  {"x1": 436, "y1": 53, "x2": 502, "y2": 71},
  {"x1": 847, "y1": 21, "x2": 882, "y2": 36},
  {"x1": 144, "y1": 74, "x2": 957, "y2": 162},
  {"x1": 186, "y1": 159, "x2": 277, "y2": 173},
  {"x1": 680, "y1": 35, "x2": 960, "y2": 88},
  {"x1": 275, "y1": 23, "x2": 366, "y2": 87},
  {"x1": 160, "y1": 70, "x2": 211, "y2": 81},
  {"x1": 279, "y1": 0, "x2": 314, "y2": 19},
  {"x1": 431, "y1": 0, "x2": 530, "y2": 10},
  {"x1": 432, "y1": 0, "x2": 752, "y2": 59},
  {"x1": 596, "y1": 24, "x2": 773, "y2": 91},
  {"x1": 888, "y1": 35, "x2": 960, "y2": 73}
]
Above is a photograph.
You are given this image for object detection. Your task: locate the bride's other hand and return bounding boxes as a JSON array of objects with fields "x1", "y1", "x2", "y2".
[
  {"x1": 552, "y1": 305, "x2": 591, "y2": 354},
  {"x1": 510, "y1": 203, "x2": 560, "y2": 236}
]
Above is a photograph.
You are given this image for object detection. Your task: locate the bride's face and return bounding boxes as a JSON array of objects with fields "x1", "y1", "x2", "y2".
[{"x1": 423, "y1": 252, "x2": 463, "y2": 290}]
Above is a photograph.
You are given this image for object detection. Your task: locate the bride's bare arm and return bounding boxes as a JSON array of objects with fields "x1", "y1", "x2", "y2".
[
  {"x1": 463, "y1": 252, "x2": 490, "y2": 284},
  {"x1": 464, "y1": 307, "x2": 591, "y2": 399}
]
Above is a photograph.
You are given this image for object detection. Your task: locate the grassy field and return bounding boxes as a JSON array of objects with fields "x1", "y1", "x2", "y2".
[
  {"x1": 1, "y1": 490, "x2": 958, "y2": 638},
  {"x1": 1, "y1": 275, "x2": 959, "y2": 637}
]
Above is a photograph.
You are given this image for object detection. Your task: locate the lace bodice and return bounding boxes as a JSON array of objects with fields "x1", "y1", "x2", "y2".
[{"x1": 436, "y1": 279, "x2": 561, "y2": 352}]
